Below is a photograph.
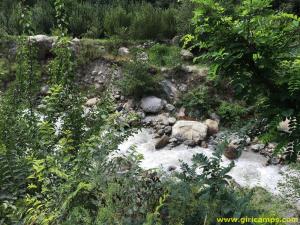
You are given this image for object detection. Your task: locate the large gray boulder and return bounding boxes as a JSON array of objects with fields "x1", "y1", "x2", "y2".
[
  {"x1": 141, "y1": 96, "x2": 164, "y2": 113},
  {"x1": 171, "y1": 120, "x2": 208, "y2": 143}
]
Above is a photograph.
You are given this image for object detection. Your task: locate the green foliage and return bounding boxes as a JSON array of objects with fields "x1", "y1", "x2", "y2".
[
  {"x1": 118, "y1": 62, "x2": 163, "y2": 98},
  {"x1": 103, "y1": 5, "x2": 132, "y2": 38},
  {"x1": 165, "y1": 144, "x2": 260, "y2": 225},
  {"x1": 188, "y1": 0, "x2": 300, "y2": 161},
  {"x1": 217, "y1": 101, "x2": 247, "y2": 124},
  {"x1": 179, "y1": 85, "x2": 211, "y2": 117},
  {"x1": 148, "y1": 43, "x2": 181, "y2": 67},
  {"x1": 0, "y1": 0, "x2": 195, "y2": 40}
]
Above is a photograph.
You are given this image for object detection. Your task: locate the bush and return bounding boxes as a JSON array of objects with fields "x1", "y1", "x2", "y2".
[
  {"x1": 187, "y1": 0, "x2": 300, "y2": 161},
  {"x1": 179, "y1": 85, "x2": 211, "y2": 117},
  {"x1": 118, "y1": 62, "x2": 162, "y2": 98},
  {"x1": 103, "y1": 5, "x2": 131, "y2": 38},
  {"x1": 217, "y1": 101, "x2": 247, "y2": 123},
  {"x1": 148, "y1": 43, "x2": 181, "y2": 67}
]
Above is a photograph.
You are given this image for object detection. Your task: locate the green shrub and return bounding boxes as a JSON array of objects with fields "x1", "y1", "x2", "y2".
[
  {"x1": 31, "y1": 0, "x2": 55, "y2": 34},
  {"x1": 148, "y1": 44, "x2": 181, "y2": 67},
  {"x1": 217, "y1": 101, "x2": 247, "y2": 123},
  {"x1": 179, "y1": 85, "x2": 211, "y2": 117},
  {"x1": 188, "y1": 0, "x2": 300, "y2": 161},
  {"x1": 118, "y1": 62, "x2": 162, "y2": 98},
  {"x1": 103, "y1": 5, "x2": 131, "y2": 38},
  {"x1": 129, "y1": 3, "x2": 177, "y2": 40}
]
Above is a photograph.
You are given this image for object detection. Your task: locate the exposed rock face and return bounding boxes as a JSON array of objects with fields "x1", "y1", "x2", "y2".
[
  {"x1": 141, "y1": 96, "x2": 164, "y2": 113},
  {"x1": 118, "y1": 47, "x2": 130, "y2": 56},
  {"x1": 29, "y1": 35, "x2": 56, "y2": 59},
  {"x1": 204, "y1": 119, "x2": 219, "y2": 136},
  {"x1": 224, "y1": 143, "x2": 240, "y2": 160},
  {"x1": 171, "y1": 120, "x2": 208, "y2": 143},
  {"x1": 180, "y1": 49, "x2": 194, "y2": 60},
  {"x1": 81, "y1": 60, "x2": 121, "y2": 90},
  {"x1": 161, "y1": 80, "x2": 178, "y2": 100},
  {"x1": 85, "y1": 97, "x2": 99, "y2": 107},
  {"x1": 155, "y1": 135, "x2": 170, "y2": 149}
]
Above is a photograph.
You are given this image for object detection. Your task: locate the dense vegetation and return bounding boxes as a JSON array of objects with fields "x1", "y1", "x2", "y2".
[{"x1": 0, "y1": 0, "x2": 300, "y2": 224}]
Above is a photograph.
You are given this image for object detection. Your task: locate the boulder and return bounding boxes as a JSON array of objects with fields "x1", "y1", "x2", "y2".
[
  {"x1": 155, "y1": 135, "x2": 170, "y2": 149},
  {"x1": 180, "y1": 49, "x2": 193, "y2": 60},
  {"x1": 250, "y1": 144, "x2": 265, "y2": 153},
  {"x1": 161, "y1": 80, "x2": 179, "y2": 100},
  {"x1": 29, "y1": 35, "x2": 56, "y2": 59},
  {"x1": 168, "y1": 117, "x2": 177, "y2": 125},
  {"x1": 118, "y1": 47, "x2": 130, "y2": 56},
  {"x1": 278, "y1": 118, "x2": 291, "y2": 133},
  {"x1": 165, "y1": 104, "x2": 175, "y2": 112},
  {"x1": 171, "y1": 120, "x2": 208, "y2": 143},
  {"x1": 141, "y1": 96, "x2": 164, "y2": 113},
  {"x1": 204, "y1": 119, "x2": 219, "y2": 136},
  {"x1": 224, "y1": 144, "x2": 240, "y2": 160},
  {"x1": 85, "y1": 97, "x2": 99, "y2": 107},
  {"x1": 210, "y1": 112, "x2": 221, "y2": 122}
]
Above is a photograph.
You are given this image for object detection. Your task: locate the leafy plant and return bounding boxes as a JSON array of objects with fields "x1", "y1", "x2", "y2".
[
  {"x1": 179, "y1": 85, "x2": 211, "y2": 117},
  {"x1": 217, "y1": 101, "x2": 247, "y2": 124},
  {"x1": 187, "y1": 0, "x2": 300, "y2": 161},
  {"x1": 118, "y1": 62, "x2": 162, "y2": 98}
]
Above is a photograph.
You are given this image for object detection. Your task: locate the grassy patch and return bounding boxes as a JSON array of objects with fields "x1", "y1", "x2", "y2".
[{"x1": 148, "y1": 43, "x2": 181, "y2": 68}]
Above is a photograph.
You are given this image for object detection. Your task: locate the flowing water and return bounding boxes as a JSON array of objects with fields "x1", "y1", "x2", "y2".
[{"x1": 118, "y1": 128, "x2": 287, "y2": 195}]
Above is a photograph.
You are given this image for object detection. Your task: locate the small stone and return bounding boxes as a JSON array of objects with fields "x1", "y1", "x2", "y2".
[
  {"x1": 178, "y1": 84, "x2": 188, "y2": 92},
  {"x1": 278, "y1": 118, "x2": 291, "y2": 133},
  {"x1": 183, "y1": 140, "x2": 197, "y2": 147},
  {"x1": 164, "y1": 126, "x2": 172, "y2": 135},
  {"x1": 123, "y1": 99, "x2": 135, "y2": 111},
  {"x1": 165, "y1": 104, "x2": 175, "y2": 112},
  {"x1": 180, "y1": 49, "x2": 194, "y2": 60},
  {"x1": 201, "y1": 141, "x2": 208, "y2": 148},
  {"x1": 224, "y1": 144, "x2": 240, "y2": 160},
  {"x1": 169, "y1": 138, "x2": 178, "y2": 143},
  {"x1": 250, "y1": 144, "x2": 265, "y2": 152},
  {"x1": 167, "y1": 165, "x2": 177, "y2": 171},
  {"x1": 155, "y1": 135, "x2": 170, "y2": 150},
  {"x1": 267, "y1": 157, "x2": 281, "y2": 165},
  {"x1": 85, "y1": 97, "x2": 99, "y2": 107},
  {"x1": 168, "y1": 117, "x2": 176, "y2": 125},
  {"x1": 158, "y1": 129, "x2": 165, "y2": 136},
  {"x1": 176, "y1": 107, "x2": 186, "y2": 118},
  {"x1": 118, "y1": 47, "x2": 130, "y2": 56},
  {"x1": 116, "y1": 105, "x2": 123, "y2": 112},
  {"x1": 40, "y1": 85, "x2": 49, "y2": 95},
  {"x1": 114, "y1": 95, "x2": 121, "y2": 100}
]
